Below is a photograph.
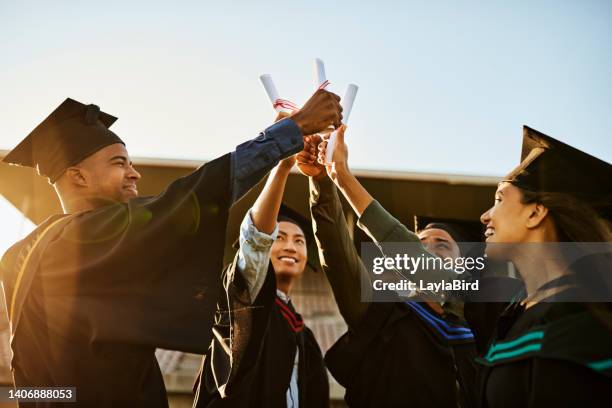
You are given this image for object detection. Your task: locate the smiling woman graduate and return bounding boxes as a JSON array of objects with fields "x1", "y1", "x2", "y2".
[
  {"x1": 475, "y1": 127, "x2": 612, "y2": 407},
  {"x1": 305, "y1": 125, "x2": 611, "y2": 407},
  {"x1": 0, "y1": 92, "x2": 341, "y2": 407}
]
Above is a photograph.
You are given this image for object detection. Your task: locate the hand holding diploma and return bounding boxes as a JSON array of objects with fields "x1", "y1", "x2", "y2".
[
  {"x1": 290, "y1": 89, "x2": 343, "y2": 136},
  {"x1": 317, "y1": 125, "x2": 349, "y2": 182},
  {"x1": 324, "y1": 84, "x2": 358, "y2": 164},
  {"x1": 260, "y1": 74, "x2": 298, "y2": 113},
  {"x1": 260, "y1": 58, "x2": 354, "y2": 149},
  {"x1": 312, "y1": 58, "x2": 358, "y2": 163},
  {"x1": 296, "y1": 134, "x2": 326, "y2": 179}
]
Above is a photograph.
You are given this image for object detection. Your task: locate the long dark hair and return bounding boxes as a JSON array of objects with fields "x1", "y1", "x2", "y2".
[
  {"x1": 519, "y1": 188, "x2": 612, "y2": 300},
  {"x1": 519, "y1": 188, "x2": 611, "y2": 242}
]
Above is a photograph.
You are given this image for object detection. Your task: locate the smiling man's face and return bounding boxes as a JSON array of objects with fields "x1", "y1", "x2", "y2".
[
  {"x1": 270, "y1": 221, "x2": 308, "y2": 282},
  {"x1": 76, "y1": 143, "x2": 141, "y2": 203}
]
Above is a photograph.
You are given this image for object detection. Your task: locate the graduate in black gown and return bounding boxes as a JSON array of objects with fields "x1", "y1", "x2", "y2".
[
  {"x1": 294, "y1": 135, "x2": 485, "y2": 407},
  {"x1": 194, "y1": 130, "x2": 328, "y2": 407},
  {"x1": 303, "y1": 125, "x2": 610, "y2": 407},
  {"x1": 0, "y1": 93, "x2": 342, "y2": 407},
  {"x1": 474, "y1": 126, "x2": 612, "y2": 407}
]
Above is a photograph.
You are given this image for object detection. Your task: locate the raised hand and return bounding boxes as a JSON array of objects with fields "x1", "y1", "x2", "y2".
[
  {"x1": 296, "y1": 135, "x2": 326, "y2": 179},
  {"x1": 290, "y1": 89, "x2": 343, "y2": 136},
  {"x1": 317, "y1": 125, "x2": 348, "y2": 182}
]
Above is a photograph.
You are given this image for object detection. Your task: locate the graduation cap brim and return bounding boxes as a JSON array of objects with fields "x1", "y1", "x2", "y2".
[
  {"x1": 504, "y1": 126, "x2": 612, "y2": 220},
  {"x1": 3, "y1": 98, "x2": 123, "y2": 182}
]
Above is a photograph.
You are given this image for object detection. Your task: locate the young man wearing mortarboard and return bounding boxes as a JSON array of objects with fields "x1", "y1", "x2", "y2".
[
  {"x1": 0, "y1": 92, "x2": 342, "y2": 407},
  {"x1": 194, "y1": 116, "x2": 329, "y2": 407},
  {"x1": 310, "y1": 126, "x2": 612, "y2": 406}
]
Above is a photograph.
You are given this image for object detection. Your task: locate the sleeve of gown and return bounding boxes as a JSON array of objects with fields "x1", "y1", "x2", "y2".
[
  {"x1": 34, "y1": 119, "x2": 302, "y2": 354},
  {"x1": 231, "y1": 118, "x2": 303, "y2": 203},
  {"x1": 324, "y1": 302, "x2": 398, "y2": 388},
  {"x1": 309, "y1": 176, "x2": 370, "y2": 328},
  {"x1": 527, "y1": 358, "x2": 609, "y2": 407},
  {"x1": 356, "y1": 200, "x2": 469, "y2": 298},
  {"x1": 357, "y1": 199, "x2": 420, "y2": 244},
  {"x1": 220, "y1": 253, "x2": 278, "y2": 397}
]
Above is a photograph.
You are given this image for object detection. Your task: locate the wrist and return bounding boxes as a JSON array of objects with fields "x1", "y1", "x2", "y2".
[
  {"x1": 288, "y1": 114, "x2": 305, "y2": 136},
  {"x1": 275, "y1": 162, "x2": 293, "y2": 175},
  {"x1": 334, "y1": 164, "x2": 352, "y2": 186},
  {"x1": 336, "y1": 163, "x2": 351, "y2": 178}
]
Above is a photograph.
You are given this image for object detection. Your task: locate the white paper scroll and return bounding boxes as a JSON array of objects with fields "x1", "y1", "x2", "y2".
[
  {"x1": 260, "y1": 74, "x2": 280, "y2": 107},
  {"x1": 314, "y1": 58, "x2": 328, "y2": 89},
  {"x1": 261, "y1": 59, "x2": 359, "y2": 165},
  {"x1": 325, "y1": 84, "x2": 359, "y2": 164},
  {"x1": 259, "y1": 74, "x2": 297, "y2": 113},
  {"x1": 340, "y1": 83, "x2": 358, "y2": 124}
]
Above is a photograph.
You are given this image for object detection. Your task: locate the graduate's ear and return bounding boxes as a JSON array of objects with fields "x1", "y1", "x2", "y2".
[
  {"x1": 64, "y1": 166, "x2": 89, "y2": 188},
  {"x1": 525, "y1": 202, "x2": 549, "y2": 229}
]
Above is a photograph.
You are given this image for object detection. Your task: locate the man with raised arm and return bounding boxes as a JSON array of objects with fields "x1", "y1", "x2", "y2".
[
  {"x1": 194, "y1": 113, "x2": 329, "y2": 406},
  {"x1": 295, "y1": 130, "x2": 480, "y2": 407},
  {"x1": 0, "y1": 91, "x2": 341, "y2": 407}
]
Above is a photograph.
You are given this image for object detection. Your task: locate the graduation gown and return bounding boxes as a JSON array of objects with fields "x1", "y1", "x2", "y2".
[
  {"x1": 476, "y1": 293, "x2": 612, "y2": 407},
  {"x1": 325, "y1": 299, "x2": 478, "y2": 408},
  {"x1": 194, "y1": 257, "x2": 329, "y2": 407},
  {"x1": 0, "y1": 118, "x2": 306, "y2": 407}
]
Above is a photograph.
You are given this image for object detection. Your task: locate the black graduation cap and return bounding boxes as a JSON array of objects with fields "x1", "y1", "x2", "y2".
[
  {"x1": 2, "y1": 98, "x2": 124, "y2": 183},
  {"x1": 413, "y1": 215, "x2": 485, "y2": 258},
  {"x1": 503, "y1": 126, "x2": 612, "y2": 220},
  {"x1": 231, "y1": 204, "x2": 321, "y2": 272},
  {"x1": 277, "y1": 204, "x2": 314, "y2": 244},
  {"x1": 277, "y1": 204, "x2": 321, "y2": 272}
]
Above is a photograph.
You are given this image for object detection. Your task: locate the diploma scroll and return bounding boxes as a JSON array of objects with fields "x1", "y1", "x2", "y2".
[
  {"x1": 324, "y1": 83, "x2": 358, "y2": 164},
  {"x1": 314, "y1": 58, "x2": 330, "y2": 90},
  {"x1": 259, "y1": 74, "x2": 298, "y2": 113}
]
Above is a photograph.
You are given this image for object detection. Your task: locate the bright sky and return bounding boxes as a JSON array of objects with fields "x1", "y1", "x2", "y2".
[
  {"x1": 1, "y1": 1, "x2": 611, "y2": 252},
  {"x1": 0, "y1": 197, "x2": 35, "y2": 256}
]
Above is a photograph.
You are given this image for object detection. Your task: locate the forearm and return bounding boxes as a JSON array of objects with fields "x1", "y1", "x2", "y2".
[
  {"x1": 310, "y1": 176, "x2": 370, "y2": 328},
  {"x1": 358, "y1": 200, "x2": 465, "y2": 297},
  {"x1": 231, "y1": 118, "x2": 303, "y2": 204},
  {"x1": 358, "y1": 199, "x2": 419, "y2": 244},
  {"x1": 251, "y1": 164, "x2": 291, "y2": 235}
]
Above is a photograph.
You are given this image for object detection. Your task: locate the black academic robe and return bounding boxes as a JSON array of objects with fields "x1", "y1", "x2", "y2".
[
  {"x1": 194, "y1": 258, "x2": 329, "y2": 407},
  {"x1": 0, "y1": 119, "x2": 305, "y2": 407},
  {"x1": 1, "y1": 155, "x2": 231, "y2": 407},
  {"x1": 476, "y1": 295, "x2": 612, "y2": 408},
  {"x1": 462, "y1": 276, "x2": 526, "y2": 355},
  {"x1": 325, "y1": 299, "x2": 478, "y2": 408}
]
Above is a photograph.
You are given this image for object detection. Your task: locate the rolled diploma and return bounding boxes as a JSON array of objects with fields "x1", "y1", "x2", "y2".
[
  {"x1": 325, "y1": 84, "x2": 358, "y2": 164},
  {"x1": 260, "y1": 74, "x2": 289, "y2": 113},
  {"x1": 314, "y1": 58, "x2": 327, "y2": 88},
  {"x1": 314, "y1": 58, "x2": 334, "y2": 137}
]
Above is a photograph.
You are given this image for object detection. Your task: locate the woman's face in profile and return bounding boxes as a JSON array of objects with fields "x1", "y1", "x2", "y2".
[{"x1": 480, "y1": 182, "x2": 534, "y2": 244}]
